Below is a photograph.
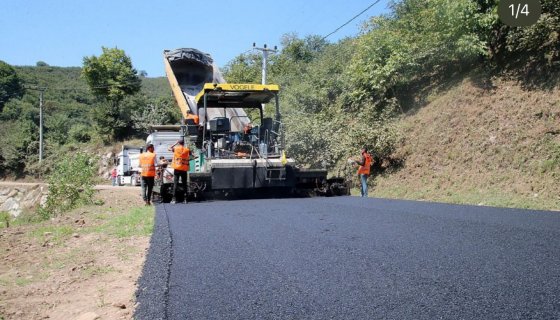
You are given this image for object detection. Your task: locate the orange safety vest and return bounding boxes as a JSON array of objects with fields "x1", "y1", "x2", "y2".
[
  {"x1": 172, "y1": 145, "x2": 190, "y2": 171},
  {"x1": 186, "y1": 113, "x2": 199, "y2": 125},
  {"x1": 357, "y1": 152, "x2": 372, "y2": 175},
  {"x1": 139, "y1": 152, "x2": 156, "y2": 177}
]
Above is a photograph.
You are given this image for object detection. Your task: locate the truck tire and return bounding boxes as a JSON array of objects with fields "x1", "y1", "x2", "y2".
[
  {"x1": 130, "y1": 173, "x2": 138, "y2": 186},
  {"x1": 175, "y1": 187, "x2": 185, "y2": 203},
  {"x1": 161, "y1": 184, "x2": 173, "y2": 203}
]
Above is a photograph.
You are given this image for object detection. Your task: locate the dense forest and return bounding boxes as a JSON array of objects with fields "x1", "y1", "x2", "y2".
[{"x1": 1, "y1": 0, "x2": 558, "y2": 180}]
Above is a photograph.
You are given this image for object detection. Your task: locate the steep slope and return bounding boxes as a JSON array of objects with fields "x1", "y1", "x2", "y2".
[{"x1": 373, "y1": 75, "x2": 560, "y2": 210}]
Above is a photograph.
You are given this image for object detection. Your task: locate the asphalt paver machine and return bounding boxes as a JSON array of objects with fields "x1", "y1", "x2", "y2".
[{"x1": 152, "y1": 48, "x2": 348, "y2": 202}]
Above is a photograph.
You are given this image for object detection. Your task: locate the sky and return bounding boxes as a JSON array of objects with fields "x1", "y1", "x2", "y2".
[{"x1": 0, "y1": 0, "x2": 391, "y2": 77}]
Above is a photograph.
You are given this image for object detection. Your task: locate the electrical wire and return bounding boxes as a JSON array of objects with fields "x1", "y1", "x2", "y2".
[{"x1": 321, "y1": 0, "x2": 383, "y2": 41}]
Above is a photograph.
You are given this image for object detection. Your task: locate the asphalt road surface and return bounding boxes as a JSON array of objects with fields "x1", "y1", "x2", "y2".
[{"x1": 135, "y1": 197, "x2": 560, "y2": 320}]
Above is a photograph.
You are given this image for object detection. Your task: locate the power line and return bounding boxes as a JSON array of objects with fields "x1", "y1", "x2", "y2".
[
  {"x1": 240, "y1": 49, "x2": 255, "y2": 56},
  {"x1": 321, "y1": 0, "x2": 383, "y2": 41}
]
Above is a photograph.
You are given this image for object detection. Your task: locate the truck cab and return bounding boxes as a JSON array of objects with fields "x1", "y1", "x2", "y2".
[{"x1": 116, "y1": 145, "x2": 142, "y2": 186}]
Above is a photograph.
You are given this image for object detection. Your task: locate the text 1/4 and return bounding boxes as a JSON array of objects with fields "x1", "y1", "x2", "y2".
[
  {"x1": 498, "y1": 0, "x2": 541, "y2": 27},
  {"x1": 509, "y1": 3, "x2": 529, "y2": 19}
]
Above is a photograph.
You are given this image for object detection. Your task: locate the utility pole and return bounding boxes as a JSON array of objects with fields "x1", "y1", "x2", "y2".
[
  {"x1": 39, "y1": 90, "x2": 44, "y2": 163},
  {"x1": 25, "y1": 86, "x2": 47, "y2": 163},
  {"x1": 253, "y1": 43, "x2": 277, "y2": 84}
]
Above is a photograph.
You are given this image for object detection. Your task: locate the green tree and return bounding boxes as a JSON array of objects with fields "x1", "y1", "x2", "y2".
[
  {"x1": 473, "y1": 0, "x2": 560, "y2": 69},
  {"x1": 132, "y1": 97, "x2": 179, "y2": 132},
  {"x1": 0, "y1": 117, "x2": 39, "y2": 177},
  {"x1": 45, "y1": 113, "x2": 71, "y2": 145},
  {"x1": 224, "y1": 34, "x2": 400, "y2": 171},
  {"x1": 0, "y1": 60, "x2": 24, "y2": 112},
  {"x1": 39, "y1": 152, "x2": 97, "y2": 219},
  {"x1": 223, "y1": 53, "x2": 261, "y2": 83},
  {"x1": 222, "y1": 53, "x2": 263, "y2": 120},
  {"x1": 279, "y1": 33, "x2": 327, "y2": 63},
  {"x1": 82, "y1": 47, "x2": 141, "y2": 140},
  {"x1": 349, "y1": 0, "x2": 486, "y2": 103},
  {"x1": 503, "y1": 0, "x2": 560, "y2": 67}
]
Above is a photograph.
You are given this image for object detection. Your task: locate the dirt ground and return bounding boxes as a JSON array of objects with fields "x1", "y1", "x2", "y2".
[{"x1": 0, "y1": 187, "x2": 151, "y2": 320}]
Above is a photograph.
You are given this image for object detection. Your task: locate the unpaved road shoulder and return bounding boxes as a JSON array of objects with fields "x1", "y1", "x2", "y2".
[{"x1": 1, "y1": 187, "x2": 151, "y2": 320}]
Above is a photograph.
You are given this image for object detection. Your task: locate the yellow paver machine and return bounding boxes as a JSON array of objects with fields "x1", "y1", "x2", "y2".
[{"x1": 151, "y1": 48, "x2": 348, "y2": 202}]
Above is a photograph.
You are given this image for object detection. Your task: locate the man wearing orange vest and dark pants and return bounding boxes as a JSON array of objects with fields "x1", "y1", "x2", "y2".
[
  {"x1": 169, "y1": 139, "x2": 195, "y2": 203},
  {"x1": 139, "y1": 144, "x2": 157, "y2": 205},
  {"x1": 356, "y1": 147, "x2": 373, "y2": 197}
]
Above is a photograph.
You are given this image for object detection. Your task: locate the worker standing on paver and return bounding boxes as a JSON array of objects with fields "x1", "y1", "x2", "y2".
[
  {"x1": 169, "y1": 139, "x2": 194, "y2": 203},
  {"x1": 355, "y1": 147, "x2": 373, "y2": 197},
  {"x1": 186, "y1": 112, "x2": 199, "y2": 125},
  {"x1": 139, "y1": 143, "x2": 157, "y2": 205}
]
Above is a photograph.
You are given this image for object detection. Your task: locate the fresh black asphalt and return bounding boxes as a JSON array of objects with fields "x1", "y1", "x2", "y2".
[{"x1": 135, "y1": 197, "x2": 560, "y2": 319}]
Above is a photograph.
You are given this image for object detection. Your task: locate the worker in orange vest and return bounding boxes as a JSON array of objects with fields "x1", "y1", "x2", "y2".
[
  {"x1": 186, "y1": 112, "x2": 200, "y2": 125},
  {"x1": 139, "y1": 144, "x2": 157, "y2": 205},
  {"x1": 168, "y1": 139, "x2": 195, "y2": 203},
  {"x1": 355, "y1": 147, "x2": 373, "y2": 197}
]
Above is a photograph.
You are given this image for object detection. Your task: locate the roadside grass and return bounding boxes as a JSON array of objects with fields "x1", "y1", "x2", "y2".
[
  {"x1": 31, "y1": 225, "x2": 75, "y2": 244},
  {"x1": 5, "y1": 208, "x2": 45, "y2": 227},
  {"x1": 0, "y1": 189, "x2": 152, "y2": 318},
  {"x1": 19, "y1": 204, "x2": 154, "y2": 240},
  {"x1": 14, "y1": 277, "x2": 33, "y2": 287},
  {"x1": 1, "y1": 204, "x2": 154, "y2": 290},
  {"x1": 349, "y1": 188, "x2": 361, "y2": 197},
  {"x1": 1, "y1": 270, "x2": 50, "y2": 288},
  {"x1": 83, "y1": 265, "x2": 116, "y2": 277},
  {"x1": 372, "y1": 184, "x2": 560, "y2": 211},
  {"x1": 92, "y1": 206, "x2": 154, "y2": 238},
  {"x1": 46, "y1": 247, "x2": 83, "y2": 271},
  {"x1": 0, "y1": 211, "x2": 11, "y2": 228},
  {"x1": 92, "y1": 212, "x2": 110, "y2": 221},
  {"x1": 116, "y1": 244, "x2": 142, "y2": 262}
]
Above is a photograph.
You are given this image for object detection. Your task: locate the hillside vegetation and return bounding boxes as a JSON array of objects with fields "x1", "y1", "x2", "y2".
[
  {"x1": 374, "y1": 74, "x2": 560, "y2": 210},
  {"x1": 0, "y1": 63, "x2": 174, "y2": 177},
  {"x1": 222, "y1": 0, "x2": 559, "y2": 209}
]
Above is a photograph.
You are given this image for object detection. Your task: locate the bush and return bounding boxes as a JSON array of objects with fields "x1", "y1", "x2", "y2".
[
  {"x1": 68, "y1": 124, "x2": 93, "y2": 143},
  {"x1": 38, "y1": 152, "x2": 97, "y2": 219},
  {"x1": 0, "y1": 60, "x2": 24, "y2": 112},
  {"x1": 349, "y1": 0, "x2": 486, "y2": 103},
  {"x1": 0, "y1": 211, "x2": 11, "y2": 228}
]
